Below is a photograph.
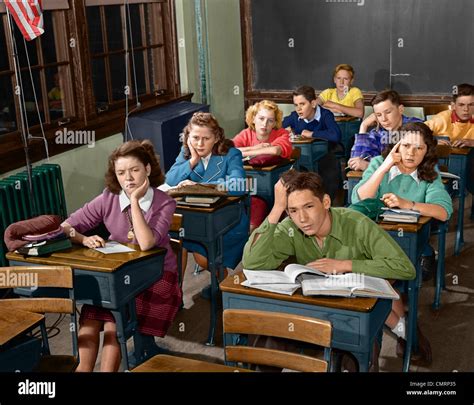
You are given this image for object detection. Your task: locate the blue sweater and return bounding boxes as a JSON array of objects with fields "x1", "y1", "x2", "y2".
[{"x1": 282, "y1": 107, "x2": 342, "y2": 144}]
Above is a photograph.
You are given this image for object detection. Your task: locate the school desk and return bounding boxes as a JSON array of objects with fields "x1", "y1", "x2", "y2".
[
  {"x1": 438, "y1": 147, "x2": 470, "y2": 256},
  {"x1": 290, "y1": 138, "x2": 328, "y2": 172},
  {"x1": 172, "y1": 196, "x2": 248, "y2": 346},
  {"x1": 379, "y1": 217, "x2": 432, "y2": 372},
  {"x1": 0, "y1": 308, "x2": 44, "y2": 371},
  {"x1": 220, "y1": 271, "x2": 392, "y2": 372},
  {"x1": 6, "y1": 244, "x2": 166, "y2": 370},
  {"x1": 244, "y1": 158, "x2": 297, "y2": 206}
]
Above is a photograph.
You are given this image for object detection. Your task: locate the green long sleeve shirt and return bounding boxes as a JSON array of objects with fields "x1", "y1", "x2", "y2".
[
  {"x1": 351, "y1": 156, "x2": 453, "y2": 219},
  {"x1": 242, "y1": 207, "x2": 415, "y2": 280}
]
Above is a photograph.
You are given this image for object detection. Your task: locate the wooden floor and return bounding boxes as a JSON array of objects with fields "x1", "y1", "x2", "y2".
[{"x1": 46, "y1": 195, "x2": 474, "y2": 372}]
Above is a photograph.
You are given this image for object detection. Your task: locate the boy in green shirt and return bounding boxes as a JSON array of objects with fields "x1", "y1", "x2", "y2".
[{"x1": 243, "y1": 170, "x2": 431, "y2": 367}]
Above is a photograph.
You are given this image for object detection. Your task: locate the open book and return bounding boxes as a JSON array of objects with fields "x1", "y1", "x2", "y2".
[
  {"x1": 379, "y1": 207, "x2": 421, "y2": 223},
  {"x1": 242, "y1": 264, "x2": 399, "y2": 299}
]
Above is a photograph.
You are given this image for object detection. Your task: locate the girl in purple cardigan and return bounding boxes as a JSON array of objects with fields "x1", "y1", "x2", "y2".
[{"x1": 62, "y1": 140, "x2": 181, "y2": 372}]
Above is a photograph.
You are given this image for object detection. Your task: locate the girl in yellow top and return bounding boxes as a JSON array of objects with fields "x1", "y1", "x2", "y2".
[{"x1": 317, "y1": 64, "x2": 364, "y2": 119}]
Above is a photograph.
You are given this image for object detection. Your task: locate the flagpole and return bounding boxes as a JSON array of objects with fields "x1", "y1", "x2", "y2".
[{"x1": 5, "y1": 7, "x2": 38, "y2": 217}]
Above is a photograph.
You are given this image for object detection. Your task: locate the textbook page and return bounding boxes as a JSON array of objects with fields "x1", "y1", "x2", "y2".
[
  {"x1": 241, "y1": 280, "x2": 300, "y2": 295},
  {"x1": 352, "y1": 276, "x2": 399, "y2": 300},
  {"x1": 243, "y1": 269, "x2": 292, "y2": 284},
  {"x1": 94, "y1": 241, "x2": 135, "y2": 254},
  {"x1": 284, "y1": 263, "x2": 327, "y2": 282}
]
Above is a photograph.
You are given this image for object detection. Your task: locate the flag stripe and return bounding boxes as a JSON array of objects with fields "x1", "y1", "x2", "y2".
[{"x1": 5, "y1": 0, "x2": 44, "y2": 41}]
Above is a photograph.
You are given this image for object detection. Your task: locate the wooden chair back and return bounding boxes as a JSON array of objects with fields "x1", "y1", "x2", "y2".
[
  {"x1": 223, "y1": 309, "x2": 332, "y2": 372},
  {"x1": 290, "y1": 147, "x2": 301, "y2": 161},
  {"x1": 424, "y1": 104, "x2": 450, "y2": 120},
  {"x1": 0, "y1": 265, "x2": 78, "y2": 372}
]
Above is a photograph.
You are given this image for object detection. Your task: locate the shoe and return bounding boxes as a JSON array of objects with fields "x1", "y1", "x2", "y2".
[
  {"x1": 420, "y1": 255, "x2": 436, "y2": 281},
  {"x1": 396, "y1": 327, "x2": 432, "y2": 367},
  {"x1": 340, "y1": 353, "x2": 358, "y2": 372},
  {"x1": 369, "y1": 341, "x2": 380, "y2": 372}
]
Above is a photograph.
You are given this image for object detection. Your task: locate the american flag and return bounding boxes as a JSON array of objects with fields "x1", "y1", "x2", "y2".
[{"x1": 4, "y1": 0, "x2": 44, "y2": 41}]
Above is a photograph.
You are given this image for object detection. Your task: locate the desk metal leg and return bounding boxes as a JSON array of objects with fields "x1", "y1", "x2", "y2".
[
  {"x1": 112, "y1": 309, "x2": 130, "y2": 371},
  {"x1": 455, "y1": 184, "x2": 465, "y2": 256},
  {"x1": 433, "y1": 222, "x2": 447, "y2": 310},
  {"x1": 353, "y1": 351, "x2": 370, "y2": 372},
  {"x1": 205, "y1": 237, "x2": 223, "y2": 346},
  {"x1": 404, "y1": 273, "x2": 420, "y2": 372}
]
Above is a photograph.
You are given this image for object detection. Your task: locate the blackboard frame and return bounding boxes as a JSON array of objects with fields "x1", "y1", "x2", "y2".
[{"x1": 240, "y1": 0, "x2": 460, "y2": 109}]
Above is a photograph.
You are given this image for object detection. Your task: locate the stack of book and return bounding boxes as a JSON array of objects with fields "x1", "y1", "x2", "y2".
[
  {"x1": 17, "y1": 228, "x2": 72, "y2": 256},
  {"x1": 379, "y1": 207, "x2": 421, "y2": 223},
  {"x1": 168, "y1": 183, "x2": 227, "y2": 207}
]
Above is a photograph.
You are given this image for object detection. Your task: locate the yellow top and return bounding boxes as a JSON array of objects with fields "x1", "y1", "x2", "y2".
[
  {"x1": 425, "y1": 110, "x2": 474, "y2": 142},
  {"x1": 318, "y1": 87, "x2": 363, "y2": 107}
]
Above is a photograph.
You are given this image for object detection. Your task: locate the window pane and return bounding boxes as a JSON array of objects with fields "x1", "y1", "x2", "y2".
[
  {"x1": 46, "y1": 67, "x2": 67, "y2": 120},
  {"x1": 132, "y1": 50, "x2": 146, "y2": 96},
  {"x1": 21, "y1": 69, "x2": 44, "y2": 127},
  {"x1": 13, "y1": 22, "x2": 38, "y2": 67},
  {"x1": 126, "y1": 4, "x2": 142, "y2": 49},
  {"x1": 91, "y1": 58, "x2": 108, "y2": 110},
  {"x1": 109, "y1": 53, "x2": 126, "y2": 101},
  {"x1": 105, "y1": 5, "x2": 123, "y2": 51},
  {"x1": 86, "y1": 6, "x2": 103, "y2": 55},
  {"x1": 0, "y1": 74, "x2": 17, "y2": 135},
  {"x1": 0, "y1": 18, "x2": 10, "y2": 71},
  {"x1": 41, "y1": 12, "x2": 57, "y2": 64},
  {"x1": 148, "y1": 47, "x2": 166, "y2": 93}
]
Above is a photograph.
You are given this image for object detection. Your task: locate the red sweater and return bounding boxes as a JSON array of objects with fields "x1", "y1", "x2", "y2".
[{"x1": 233, "y1": 128, "x2": 292, "y2": 159}]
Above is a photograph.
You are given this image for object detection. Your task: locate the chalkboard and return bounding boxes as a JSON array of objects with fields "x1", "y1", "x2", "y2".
[{"x1": 244, "y1": 0, "x2": 474, "y2": 97}]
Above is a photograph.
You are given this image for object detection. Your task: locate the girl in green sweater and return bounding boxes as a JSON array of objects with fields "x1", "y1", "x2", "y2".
[{"x1": 352, "y1": 121, "x2": 453, "y2": 366}]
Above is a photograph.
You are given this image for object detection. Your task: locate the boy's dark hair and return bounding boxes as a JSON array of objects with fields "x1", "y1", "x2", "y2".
[
  {"x1": 382, "y1": 122, "x2": 438, "y2": 183},
  {"x1": 293, "y1": 85, "x2": 317, "y2": 102},
  {"x1": 105, "y1": 139, "x2": 164, "y2": 194},
  {"x1": 281, "y1": 170, "x2": 326, "y2": 201},
  {"x1": 371, "y1": 89, "x2": 401, "y2": 107},
  {"x1": 453, "y1": 83, "x2": 474, "y2": 101}
]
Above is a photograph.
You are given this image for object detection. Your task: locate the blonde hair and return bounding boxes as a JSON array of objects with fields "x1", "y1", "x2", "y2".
[
  {"x1": 245, "y1": 100, "x2": 283, "y2": 130},
  {"x1": 333, "y1": 64, "x2": 355, "y2": 79}
]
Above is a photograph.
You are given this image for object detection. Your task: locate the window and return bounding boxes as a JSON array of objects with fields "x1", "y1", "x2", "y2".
[
  {"x1": 86, "y1": 1, "x2": 172, "y2": 113},
  {"x1": 0, "y1": 7, "x2": 74, "y2": 136},
  {"x1": 0, "y1": 0, "x2": 184, "y2": 174}
]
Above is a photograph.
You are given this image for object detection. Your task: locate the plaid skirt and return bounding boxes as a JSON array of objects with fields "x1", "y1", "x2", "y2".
[{"x1": 79, "y1": 267, "x2": 182, "y2": 337}]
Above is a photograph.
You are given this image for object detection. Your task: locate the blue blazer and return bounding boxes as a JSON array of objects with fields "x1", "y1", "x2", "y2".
[
  {"x1": 166, "y1": 147, "x2": 246, "y2": 195},
  {"x1": 166, "y1": 146, "x2": 249, "y2": 269}
]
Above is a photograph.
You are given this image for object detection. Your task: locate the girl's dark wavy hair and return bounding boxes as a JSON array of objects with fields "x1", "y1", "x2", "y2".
[
  {"x1": 182, "y1": 112, "x2": 234, "y2": 159},
  {"x1": 105, "y1": 139, "x2": 164, "y2": 194},
  {"x1": 381, "y1": 122, "x2": 438, "y2": 182}
]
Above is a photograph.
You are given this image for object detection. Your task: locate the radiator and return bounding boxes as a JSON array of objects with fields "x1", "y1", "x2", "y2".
[{"x1": 0, "y1": 164, "x2": 67, "y2": 266}]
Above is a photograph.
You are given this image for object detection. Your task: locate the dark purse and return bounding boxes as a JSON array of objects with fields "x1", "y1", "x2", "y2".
[
  {"x1": 348, "y1": 198, "x2": 385, "y2": 221},
  {"x1": 247, "y1": 154, "x2": 288, "y2": 167}
]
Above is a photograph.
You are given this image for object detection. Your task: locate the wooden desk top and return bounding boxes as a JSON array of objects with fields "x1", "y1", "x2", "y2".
[
  {"x1": 6, "y1": 244, "x2": 165, "y2": 273},
  {"x1": 0, "y1": 308, "x2": 44, "y2": 346},
  {"x1": 347, "y1": 170, "x2": 363, "y2": 179},
  {"x1": 450, "y1": 147, "x2": 471, "y2": 156},
  {"x1": 220, "y1": 271, "x2": 377, "y2": 313},
  {"x1": 244, "y1": 158, "x2": 296, "y2": 172},
  {"x1": 291, "y1": 137, "x2": 326, "y2": 144},
  {"x1": 174, "y1": 195, "x2": 244, "y2": 213},
  {"x1": 378, "y1": 215, "x2": 431, "y2": 233},
  {"x1": 335, "y1": 116, "x2": 360, "y2": 123}
]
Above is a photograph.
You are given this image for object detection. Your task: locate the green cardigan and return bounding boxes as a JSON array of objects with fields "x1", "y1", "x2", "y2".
[{"x1": 351, "y1": 156, "x2": 453, "y2": 219}]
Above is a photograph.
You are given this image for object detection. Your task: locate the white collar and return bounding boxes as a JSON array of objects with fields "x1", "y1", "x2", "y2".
[
  {"x1": 119, "y1": 186, "x2": 154, "y2": 212},
  {"x1": 298, "y1": 105, "x2": 321, "y2": 123},
  {"x1": 201, "y1": 153, "x2": 212, "y2": 169},
  {"x1": 388, "y1": 166, "x2": 420, "y2": 184}
]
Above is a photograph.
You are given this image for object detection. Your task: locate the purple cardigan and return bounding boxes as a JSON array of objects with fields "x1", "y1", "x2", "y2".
[{"x1": 66, "y1": 188, "x2": 177, "y2": 274}]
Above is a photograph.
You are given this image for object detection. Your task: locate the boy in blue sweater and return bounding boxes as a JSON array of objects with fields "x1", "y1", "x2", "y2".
[{"x1": 283, "y1": 85, "x2": 342, "y2": 201}]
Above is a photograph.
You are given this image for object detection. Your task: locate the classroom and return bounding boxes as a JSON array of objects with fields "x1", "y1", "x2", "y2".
[{"x1": 0, "y1": 0, "x2": 473, "y2": 388}]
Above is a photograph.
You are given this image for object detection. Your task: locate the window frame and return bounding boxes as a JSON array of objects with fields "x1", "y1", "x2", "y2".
[{"x1": 0, "y1": 0, "x2": 187, "y2": 174}]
